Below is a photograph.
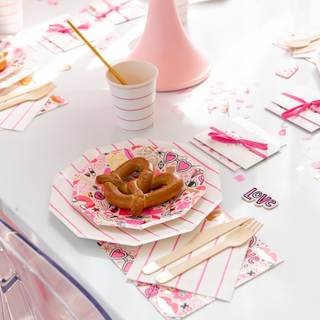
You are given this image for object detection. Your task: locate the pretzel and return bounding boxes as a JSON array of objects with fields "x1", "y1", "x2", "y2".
[{"x1": 96, "y1": 157, "x2": 184, "y2": 216}]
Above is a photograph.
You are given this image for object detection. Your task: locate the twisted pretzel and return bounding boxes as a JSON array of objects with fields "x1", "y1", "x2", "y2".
[{"x1": 96, "y1": 157, "x2": 184, "y2": 216}]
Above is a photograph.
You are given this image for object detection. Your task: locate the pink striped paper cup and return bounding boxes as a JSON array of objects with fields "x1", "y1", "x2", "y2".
[
  {"x1": 175, "y1": 0, "x2": 188, "y2": 24},
  {"x1": 106, "y1": 61, "x2": 158, "y2": 133},
  {"x1": 0, "y1": 0, "x2": 23, "y2": 37}
]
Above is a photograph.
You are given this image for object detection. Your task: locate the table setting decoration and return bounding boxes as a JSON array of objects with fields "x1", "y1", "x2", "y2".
[
  {"x1": 36, "y1": 14, "x2": 105, "y2": 52},
  {"x1": 270, "y1": 85, "x2": 320, "y2": 125},
  {"x1": 49, "y1": 139, "x2": 223, "y2": 245},
  {"x1": 88, "y1": 0, "x2": 146, "y2": 25},
  {"x1": 0, "y1": 37, "x2": 39, "y2": 89},
  {"x1": 98, "y1": 207, "x2": 284, "y2": 318},
  {"x1": 191, "y1": 117, "x2": 286, "y2": 171},
  {"x1": 0, "y1": 77, "x2": 67, "y2": 131},
  {"x1": 192, "y1": 118, "x2": 283, "y2": 170},
  {"x1": 127, "y1": 218, "x2": 261, "y2": 302},
  {"x1": 72, "y1": 146, "x2": 207, "y2": 229}
]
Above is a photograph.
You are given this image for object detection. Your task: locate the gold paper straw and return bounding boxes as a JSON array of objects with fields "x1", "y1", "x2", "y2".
[{"x1": 66, "y1": 20, "x2": 128, "y2": 85}]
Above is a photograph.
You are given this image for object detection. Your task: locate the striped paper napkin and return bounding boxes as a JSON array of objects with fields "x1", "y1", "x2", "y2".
[{"x1": 126, "y1": 217, "x2": 249, "y2": 302}]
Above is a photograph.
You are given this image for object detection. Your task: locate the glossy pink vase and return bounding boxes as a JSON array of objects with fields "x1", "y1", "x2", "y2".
[{"x1": 124, "y1": 0, "x2": 211, "y2": 92}]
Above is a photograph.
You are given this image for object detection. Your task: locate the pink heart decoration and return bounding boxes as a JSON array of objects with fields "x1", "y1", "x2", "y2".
[
  {"x1": 110, "y1": 249, "x2": 126, "y2": 259},
  {"x1": 177, "y1": 159, "x2": 192, "y2": 172},
  {"x1": 164, "y1": 152, "x2": 177, "y2": 163},
  {"x1": 123, "y1": 262, "x2": 133, "y2": 273}
]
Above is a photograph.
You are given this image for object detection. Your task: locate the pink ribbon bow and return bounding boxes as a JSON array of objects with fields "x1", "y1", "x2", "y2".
[
  {"x1": 46, "y1": 21, "x2": 91, "y2": 39},
  {"x1": 281, "y1": 92, "x2": 320, "y2": 119},
  {"x1": 96, "y1": 0, "x2": 131, "y2": 21},
  {"x1": 208, "y1": 126, "x2": 269, "y2": 159}
]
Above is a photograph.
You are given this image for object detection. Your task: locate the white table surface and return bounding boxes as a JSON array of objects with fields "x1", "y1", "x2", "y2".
[{"x1": 1, "y1": 0, "x2": 320, "y2": 319}]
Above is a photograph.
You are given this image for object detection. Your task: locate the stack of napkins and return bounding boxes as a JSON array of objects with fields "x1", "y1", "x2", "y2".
[
  {"x1": 88, "y1": 0, "x2": 146, "y2": 25},
  {"x1": 126, "y1": 218, "x2": 249, "y2": 302},
  {"x1": 0, "y1": 77, "x2": 67, "y2": 132},
  {"x1": 266, "y1": 85, "x2": 320, "y2": 132},
  {"x1": 191, "y1": 117, "x2": 285, "y2": 170}
]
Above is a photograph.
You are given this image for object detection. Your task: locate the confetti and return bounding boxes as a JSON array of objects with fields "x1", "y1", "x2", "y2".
[
  {"x1": 171, "y1": 107, "x2": 184, "y2": 115},
  {"x1": 302, "y1": 134, "x2": 312, "y2": 140},
  {"x1": 246, "y1": 104, "x2": 254, "y2": 108},
  {"x1": 210, "y1": 88, "x2": 222, "y2": 95},
  {"x1": 315, "y1": 173, "x2": 320, "y2": 181},
  {"x1": 54, "y1": 64, "x2": 71, "y2": 71},
  {"x1": 237, "y1": 106, "x2": 241, "y2": 110},
  {"x1": 236, "y1": 99, "x2": 244, "y2": 103},
  {"x1": 276, "y1": 67, "x2": 298, "y2": 79},
  {"x1": 234, "y1": 175, "x2": 246, "y2": 182},
  {"x1": 296, "y1": 166, "x2": 305, "y2": 172},
  {"x1": 235, "y1": 86, "x2": 249, "y2": 93},
  {"x1": 279, "y1": 129, "x2": 286, "y2": 136},
  {"x1": 243, "y1": 115, "x2": 250, "y2": 119},
  {"x1": 312, "y1": 161, "x2": 320, "y2": 169}
]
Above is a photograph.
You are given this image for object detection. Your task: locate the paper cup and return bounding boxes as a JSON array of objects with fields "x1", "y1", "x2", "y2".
[
  {"x1": 175, "y1": 0, "x2": 188, "y2": 24},
  {"x1": 106, "y1": 61, "x2": 158, "y2": 133},
  {"x1": 0, "y1": 0, "x2": 23, "y2": 37}
]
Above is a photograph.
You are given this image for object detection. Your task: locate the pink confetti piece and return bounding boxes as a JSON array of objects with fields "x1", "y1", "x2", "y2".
[
  {"x1": 216, "y1": 81, "x2": 225, "y2": 86},
  {"x1": 236, "y1": 99, "x2": 244, "y2": 103},
  {"x1": 244, "y1": 89, "x2": 250, "y2": 94},
  {"x1": 246, "y1": 104, "x2": 254, "y2": 108},
  {"x1": 234, "y1": 175, "x2": 246, "y2": 182},
  {"x1": 243, "y1": 115, "x2": 250, "y2": 119},
  {"x1": 210, "y1": 88, "x2": 222, "y2": 95},
  {"x1": 105, "y1": 36, "x2": 115, "y2": 41},
  {"x1": 177, "y1": 88, "x2": 192, "y2": 94},
  {"x1": 302, "y1": 134, "x2": 312, "y2": 140},
  {"x1": 171, "y1": 107, "x2": 184, "y2": 115},
  {"x1": 279, "y1": 129, "x2": 286, "y2": 136},
  {"x1": 312, "y1": 161, "x2": 320, "y2": 169},
  {"x1": 237, "y1": 106, "x2": 241, "y2": 110},
  {"x1": 229, "y1": 90, "x2": 236, "y2": 95}
]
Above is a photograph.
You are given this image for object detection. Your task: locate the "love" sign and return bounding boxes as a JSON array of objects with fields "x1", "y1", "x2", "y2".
[{"x1": 241, "y1": 187, "x2": 278, "y2": 210}]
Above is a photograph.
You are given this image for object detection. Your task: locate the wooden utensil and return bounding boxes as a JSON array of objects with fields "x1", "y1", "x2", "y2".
[
  {"x1": 0, "y1": 82, "x2": 52, "y2": 104},
  {"x1": 291, "y1": 41, "x2": 320, "y2": 55},
  {"x1": 142, "y1": 217, "x2": 251, "y2": 275},
  {"x1": 66, "y1": 20, "x2": 128, "y2": 85},
  {"x1": 0, "y1": 83, "x2": 56, "y2": 112},
  {"x1": 156, "y1": 218, "x2": 263, "y2": 284},
  {"x1": 284, "y1": 33, "x2": 320, "y2": 48}
]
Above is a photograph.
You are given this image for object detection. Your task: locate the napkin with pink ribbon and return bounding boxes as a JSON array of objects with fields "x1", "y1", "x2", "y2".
[
  {"x1": 281, "y1": 93, "x2": 320, "y2": 119},
  {"x1": 46, "y1": 21, "x2": 91, "y2": 40},
  {"x1": 271, "y1": 85, "x2": 320, "y2": 127},
  {"x1": 208, "y1": 126, "x2": 269, "y2": 159},
  {"x1": 89, "y1": 0, "x2": 146, "y2": 25}
]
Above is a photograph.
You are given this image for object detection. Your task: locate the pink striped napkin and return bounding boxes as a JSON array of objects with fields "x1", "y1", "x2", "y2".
[
  {"x1": 0, "y1": 89, "x2": 66, "y2": 131},
  {"x1": 126, "y1": 218, "x2": 249, "y2": 302}
]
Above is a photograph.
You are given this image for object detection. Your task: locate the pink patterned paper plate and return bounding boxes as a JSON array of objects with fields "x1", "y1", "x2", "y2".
[
  {"x1": 71, "y1": 147, "x2": 207, "y2": 230},
  {"x1": 0, "y1": 40, "x2": 26, "y2": 80}
]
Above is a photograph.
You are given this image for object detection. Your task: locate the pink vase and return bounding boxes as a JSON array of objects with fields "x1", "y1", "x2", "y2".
[{"x1": 124, "y1": 0, "x2": 211, "y2": 92}]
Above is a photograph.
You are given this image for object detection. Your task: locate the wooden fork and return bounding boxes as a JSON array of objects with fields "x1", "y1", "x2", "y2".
[
  {"x1": 0, "y1": 83, "x2": 56, "y2": 112},
  {"x1": 156, "y1": 218, "x2": 263, "y2": 284}
]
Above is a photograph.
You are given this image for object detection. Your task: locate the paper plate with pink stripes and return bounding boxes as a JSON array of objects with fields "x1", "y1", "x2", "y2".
[
  {"x1": 71, "y1": 146, "x2": 207, "y2": 230},
  {"x1": 0, "y1": 37, "x2": 39, "y2": 89},
  {"x1": 49, "y1": 139, "x2": 223, "y2": 246}
]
